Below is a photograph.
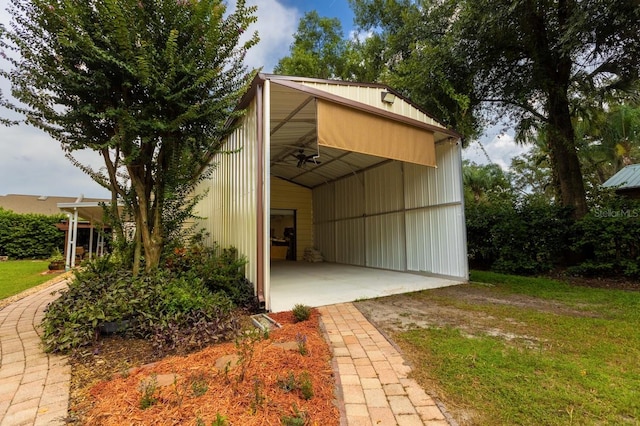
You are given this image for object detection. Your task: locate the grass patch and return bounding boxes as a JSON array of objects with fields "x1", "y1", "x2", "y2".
[
  {"x1": 0, "y1": 260, "x2": 53, "y2": 300},
  {"x1": 394, "y1": 271, "x2": 640, "y2": 425}
]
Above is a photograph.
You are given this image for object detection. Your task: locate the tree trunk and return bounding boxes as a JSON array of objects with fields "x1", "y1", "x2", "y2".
[
  {"x1": 128, "y1": 168, "x2": 163, "y2": 273},
  {"x1": 546, "y1": 92, "x2": 588, "y2": 218}
]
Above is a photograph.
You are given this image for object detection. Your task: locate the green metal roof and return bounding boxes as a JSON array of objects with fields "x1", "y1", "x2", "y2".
[{"x1": 602, "y1": 164, "x2": 640, "y2": 190}]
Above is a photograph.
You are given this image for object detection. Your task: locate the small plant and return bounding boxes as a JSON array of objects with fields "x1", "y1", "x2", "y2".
[
  {"x1": 276, "y1": 370, "x2": 314, "y2": 400},
  {"x1": 292, "y1": 304, "x2": 311, "y2": 322},
  {"x1": 191, "y1": 373, "x2": 209, "y2": 397},
  {"x1": 139, "y1": 375, "x2": 158, "y2": 410},
  {"x1": 212, "y1": 413, "x2": 229, "y2": 426},
  {"x1": 250, "y1": 377, "x2": 265, "y2": 414},
  {"x1": 298, "y1": 371, "x2": 314, "y2": 400},
  {"x1": 281, "y1": 403, "x2": 308, "y2": 426},
  {"x1": 235, "y1": 328, "x2": 263, "y2": 383},
  {"x1": 277, "y1": 371, "x2": 298, "y2": 393},
  {"x1": 295, "y1": 333, "x2": 308, "y2": 356}
]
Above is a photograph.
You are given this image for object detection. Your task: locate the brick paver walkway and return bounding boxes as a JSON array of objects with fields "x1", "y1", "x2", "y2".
[
  {"x1": 0, "y1": 279, "x2": 71, "y2": 426},
  {"x1": 319, "y1": 303, "x2": 450, "y2": 426}
]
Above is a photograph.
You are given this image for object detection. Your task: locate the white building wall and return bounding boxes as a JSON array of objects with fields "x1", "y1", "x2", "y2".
[
  {"x1": 404, "y1": 141, "x2": 466, "y2": 278},
  {"x1": 312, "y1": 141, "x2": 467, "y2": 280},
  {"x1": 194, "y1": 99, "x2": 259, "y2": 287},
  {"x1": 301, "y1": 81, "x2": 445, "y2": 129}
]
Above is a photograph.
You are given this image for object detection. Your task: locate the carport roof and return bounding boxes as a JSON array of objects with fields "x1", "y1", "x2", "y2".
[
  {"x1": 57, "y1": 201, "x2": 124, "y2": 224},
  {"x1": 243, "y1": 74, "x2": 461, "y2": 189}
]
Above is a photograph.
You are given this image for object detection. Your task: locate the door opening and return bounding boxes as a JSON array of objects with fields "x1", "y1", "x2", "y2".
[{"x1": 270, "y1": 209, "x2": 296, "y2": 261}]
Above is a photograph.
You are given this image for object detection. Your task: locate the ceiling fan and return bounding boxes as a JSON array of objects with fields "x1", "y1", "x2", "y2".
[{"x1": 291, "y1": 148, "x2": 321, "y2": 168}]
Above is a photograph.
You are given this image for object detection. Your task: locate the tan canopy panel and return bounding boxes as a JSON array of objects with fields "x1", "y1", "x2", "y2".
[{"x1": 316, "y1": 99, "x2": 436, "y2": 168}]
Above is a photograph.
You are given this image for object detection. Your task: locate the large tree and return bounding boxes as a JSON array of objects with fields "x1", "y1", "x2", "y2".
[
  {"x1": 351, "y1": 0, "x2": 640, "y2": 218},
  {"x1": 1, "y1": 0, "x2": 258, "y2": 271},
  {"x1": 274, "y1": 10, "x2": 349, "y2": 79}
]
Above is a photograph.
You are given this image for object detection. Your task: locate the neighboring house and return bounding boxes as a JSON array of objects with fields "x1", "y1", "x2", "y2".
[
  {"x1": 0, "y1": 194, "x2": 111, "y2": 267},
  {"x1": 602, "y1": 164, "x2": 640, "y2": 199},
  {"x1": 194, "y1": 74, "x2": 468, "y2": 311}
]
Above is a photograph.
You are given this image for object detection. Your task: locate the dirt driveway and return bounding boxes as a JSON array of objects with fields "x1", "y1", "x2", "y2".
[{"x1": 355, "y1": 283, "x2": 596, "y2": 342}]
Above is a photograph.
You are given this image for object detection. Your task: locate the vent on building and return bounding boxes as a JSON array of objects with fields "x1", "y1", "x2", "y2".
[{"x1": 38, "y1": 196, "x2": 48, "y2": 201}]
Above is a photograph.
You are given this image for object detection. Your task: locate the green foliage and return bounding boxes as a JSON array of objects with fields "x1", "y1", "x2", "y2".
[
  {"x1": 0, "y1": 208, "x2": 64, "y2": 259},
  {"x1": 281, "y1": 403, "x2": 308, "y2": 426},
  {"x1": 291, "y1": 304, "x2": 311, "y2": 323},
  {"x1": 190, "y1": 373, "x2": 209, "y2": 397},
  {"x1": 0, "y1": 260, "x2": 52, "y2": 300},
  {"x1": 570, "y1": 197, "x2": 640, "y2": 278},
  {"x1": 139, "y1": 375, "x2": 158, "y2": 410},
  {"x1": 466, "y1": 198, "x2": 573, "y2": 275},
  {"x1": 295, "y1": 333, "x2": 308, "y2": 356},
  {"x1": 165, "y1": 242, "x2": 257, "y2": 310},
  {"x1": 41, "y1": 246, "x2": 247, "y2": 353},
  {"x1": 276, "y1": 371, "x2": 313, "y2": 401},
  {"x1": 274, "y1": 11, "x2": 348, "y2": 79}
]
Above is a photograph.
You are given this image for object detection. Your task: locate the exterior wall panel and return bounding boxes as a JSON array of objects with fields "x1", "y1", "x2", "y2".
[
  {"x1": 301, "y1": 82, "x2": 445, "y2": 128},
  {"x1": 366, "y1": 212, "x2": 406, "y2": 270},
  {"x1": 335, "y1": 175, "x2": 364, "y2": 219},
  {"x1": 403, "y1": 142, "x2": 467, "y2": 279},
  {"x1": 364, "y1": 161, "x2": 403, "y2": 215},
  {"x1": 194, "y1": 99, "x2": 258, "y2": 287},
  {"x1": 335, "y1": 218, "x2": 365, "y2": 265}
]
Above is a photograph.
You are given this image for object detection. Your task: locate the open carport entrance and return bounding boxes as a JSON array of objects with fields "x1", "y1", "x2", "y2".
[{"x1": 263, "y1": 77, "x2": 467, "y2": 311}]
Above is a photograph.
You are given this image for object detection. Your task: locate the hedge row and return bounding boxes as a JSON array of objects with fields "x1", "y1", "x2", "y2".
[
  {"x1": 467, "y1": 197, "x2": 640, "y2": 278},
  {"x1": 0, "y1": 208, "x2": 64, "y2": 259}
]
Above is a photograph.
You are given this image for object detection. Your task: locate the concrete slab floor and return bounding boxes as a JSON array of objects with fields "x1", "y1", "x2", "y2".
[{"x1": 269, "y1": 262, "x2": 464, "y2": 312}]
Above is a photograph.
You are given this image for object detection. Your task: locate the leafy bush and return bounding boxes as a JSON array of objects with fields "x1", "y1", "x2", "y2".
[
  {"x1": 292, "y1": 304, "x2": 311, "y2": 323},
  {"x1": 0, "y1": 208, "x2": 64, "y2": 259},
  {"x1": 165, "y1": 243, "x2": 258, "y2": 310},
  {"x1": 42, "y1": 249, "x2": 246, "y2": 353},
  {"x1": 570, "y1": 197, "x2": 640, "y2": 278},
  {"x1": 466, "y1": 198, "x2": 573, "y2": 275}
]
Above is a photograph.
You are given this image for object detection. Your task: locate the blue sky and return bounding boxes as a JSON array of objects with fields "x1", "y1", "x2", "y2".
[{"x1": 0, "y1": 0, "x2": 524, "y2": 199}]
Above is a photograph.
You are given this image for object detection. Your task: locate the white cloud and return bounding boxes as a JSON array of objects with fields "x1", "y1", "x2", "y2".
[
  {"x1": 462, "y1": 126, "x2": 530, "y2": 170},
  {"x1": 236, "y1": 0, "x2": 299, "y2": 72}
]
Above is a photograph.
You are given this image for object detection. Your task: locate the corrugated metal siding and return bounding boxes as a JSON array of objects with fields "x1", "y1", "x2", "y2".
[
  {"x1": 335, "y1": 175, "x2": 364, "y2": 219},
  {"x1": 194, "y1": 99, "x2": 259, "y2": 287},
  {"x1": 365, "y1": 161, "x2": 403, "y2": 214},
  {"x1": 404, "y1": 142, "x2": 461, "y2": 208},
  {"x1": 366, "y1": 213, "x2": 406, "y2": 270},
  {"x1": 335, "y1": 218, "x2": 365, "y2": 265},
  {"x1": 270, "y1": 177, "x2": 313, "y2": 261},
  {"x1": 403, "y1": 142, "x2": 467, "y2": 278},
  {"x1": 405, "y1": 204, "x2": 465, "y2": 277},
  {"x1": 311, "y1": 141, "x2": 466, "y2": 278},
  {"x1": 312, "y1": 183, "x2": 336, "y2": 261},
  {"x1": 300, "y1": 81, "x2": 445, "y2": 128}
]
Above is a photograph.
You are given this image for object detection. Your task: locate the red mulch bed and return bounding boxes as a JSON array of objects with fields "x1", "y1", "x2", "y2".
[{"x1": 71, "y1": 310, "x2": 339, "y2": 426}]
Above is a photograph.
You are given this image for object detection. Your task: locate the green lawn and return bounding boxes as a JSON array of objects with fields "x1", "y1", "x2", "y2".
[
  {"x1": 395, "y1": 271, "x2": 640, "y2": 425},
  {"x1": 0, "y1": 260, "x2": 55, "y2": 300}
]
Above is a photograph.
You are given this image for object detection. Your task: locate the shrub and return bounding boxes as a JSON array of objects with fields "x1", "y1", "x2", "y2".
[
  {"x1": 466, "y1": 198, "x2": 573, "y2": 275},
  {"x1": 570, "y1": 197, "x2": 640, "y2": 278},
  {"x1": 165, "y1": 243, "x2": 258, "y2": 311},
  {"x1": 0, "y1": 208, "x2": 64, "y2": 259},
  {"x1": 42, "y1": 252, "x2": 243, "y2": 353},
  {"x1": 291, "y1": 304, "x2": 311, "y2": 323}
]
